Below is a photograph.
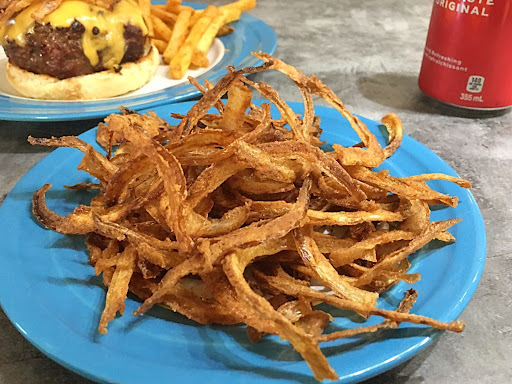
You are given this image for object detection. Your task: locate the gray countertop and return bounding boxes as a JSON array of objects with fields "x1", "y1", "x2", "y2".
[{"x1": 0, "y1": 0, "x2": 511, "y2": 383}]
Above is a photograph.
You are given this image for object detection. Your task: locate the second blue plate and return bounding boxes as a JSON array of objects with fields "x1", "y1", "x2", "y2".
[{"x1": 0, "y1": 101, "x2": 486, "y2": 383}]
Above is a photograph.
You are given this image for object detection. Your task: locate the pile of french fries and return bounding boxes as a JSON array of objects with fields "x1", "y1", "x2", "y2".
[{"x1": 141, "y1": 0, "x2": 256, "y2": 79}]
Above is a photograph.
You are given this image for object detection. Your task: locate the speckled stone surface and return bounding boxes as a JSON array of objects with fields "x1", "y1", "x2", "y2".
[{"x1": 0, "y1": 0, "x2": 510, "y2": 383}]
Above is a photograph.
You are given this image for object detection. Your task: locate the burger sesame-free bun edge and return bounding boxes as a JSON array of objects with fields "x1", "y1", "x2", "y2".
[{"x1": 6, "y1": 44, "x2": 160, "y2": 100}]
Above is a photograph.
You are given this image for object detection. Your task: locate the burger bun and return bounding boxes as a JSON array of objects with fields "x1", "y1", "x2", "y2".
[{"x1": 6, "y1": 45, "x2": 160, "y2": 100}]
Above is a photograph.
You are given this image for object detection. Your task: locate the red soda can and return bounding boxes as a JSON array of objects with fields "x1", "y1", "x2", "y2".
[{"x1": 418, "y1": 0, "x2": 512, "y2": 110}]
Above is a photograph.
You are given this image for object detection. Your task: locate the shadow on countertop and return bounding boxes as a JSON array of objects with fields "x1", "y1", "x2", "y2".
[
  {"x1": 357, "y1": 73, "x2": 510, "y2": 119},
  {"x1": 0, "y1": 118, "x2": 103, "y2": 154}
]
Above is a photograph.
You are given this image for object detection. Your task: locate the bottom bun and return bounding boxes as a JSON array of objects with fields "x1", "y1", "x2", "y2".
[{"x1": 6, "y1": 45, "x2": 160, "y2": 100}]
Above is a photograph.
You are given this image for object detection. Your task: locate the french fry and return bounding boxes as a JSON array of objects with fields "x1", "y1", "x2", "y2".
[
  {"x1": 221, "y1": 7, "x2": 242, "y2": 23},
  {"x1": 222, "y1": 0, "x2": 256, "y2": 22},
  {"x1": 165, "y1": 0, "x2": 182, "y2": 14},
  {"x1": 189, "y1": 9, "x2": 202, "y2": 27},
  {"x1": 193, "y1": 0, "x2": 254, "y2": 24},
  {"x1": 150, "y1": 14, "x2": 172, "y2": 41},
  {"x1": 170, "y1": 6, "x2": 218, "y2": 79},
  {"x1": 152, "y1": 39, "x2": 168, "y2": 54},
  {"x1": 138, "y1": 0, "x2": 153, "y2": 36},
  {"x1": 191, "y1": 10, "x2": 227, "y2": 68},
  {"x1": 163, "y1": 6, "x2": 193, "y2": 64},
  {"x1": 192, "y1": 9, "x2": 240, "y2": 25},
  {"x1": 150, "y1": 6, "x2": 177, "y2": 26},
  {"x1": 231, "y1": 0, "x2": 257, "y2": 12},
  {"x1": 191, "y1": 50, "x2": 209, "y2": 68}
]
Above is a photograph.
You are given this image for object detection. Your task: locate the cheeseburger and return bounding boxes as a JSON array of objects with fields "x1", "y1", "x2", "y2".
[{"x1": 0, "y1": 0, "x2": 159, "y2": 100}]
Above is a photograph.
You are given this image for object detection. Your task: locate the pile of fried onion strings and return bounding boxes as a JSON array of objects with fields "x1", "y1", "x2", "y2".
[{"x1": 30, "y1": 53, "x2": 469, "y2": 381}]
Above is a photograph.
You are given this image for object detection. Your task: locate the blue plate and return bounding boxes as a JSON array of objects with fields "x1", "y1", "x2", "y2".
[
  {"x1": 0, "y1": 1, "x2": 277, "y2": 122},
  {"x1": 0, "y1": 101, "x2": 486, "y2": 383}
]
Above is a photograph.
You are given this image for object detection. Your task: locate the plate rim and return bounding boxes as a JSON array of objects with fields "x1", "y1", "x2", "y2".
[{"x1": 0, "y1": 101, "x2": 487, "y2": 384}]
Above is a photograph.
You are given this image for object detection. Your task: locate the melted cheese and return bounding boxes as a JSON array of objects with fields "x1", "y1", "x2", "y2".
[{"x1": 0, "y1": 0, "x2": 148, "y2": 69}]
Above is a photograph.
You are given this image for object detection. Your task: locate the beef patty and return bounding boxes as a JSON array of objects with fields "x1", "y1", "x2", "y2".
[{"x1": 3, "y1": 22, "x2": 147, "y2": 79}]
